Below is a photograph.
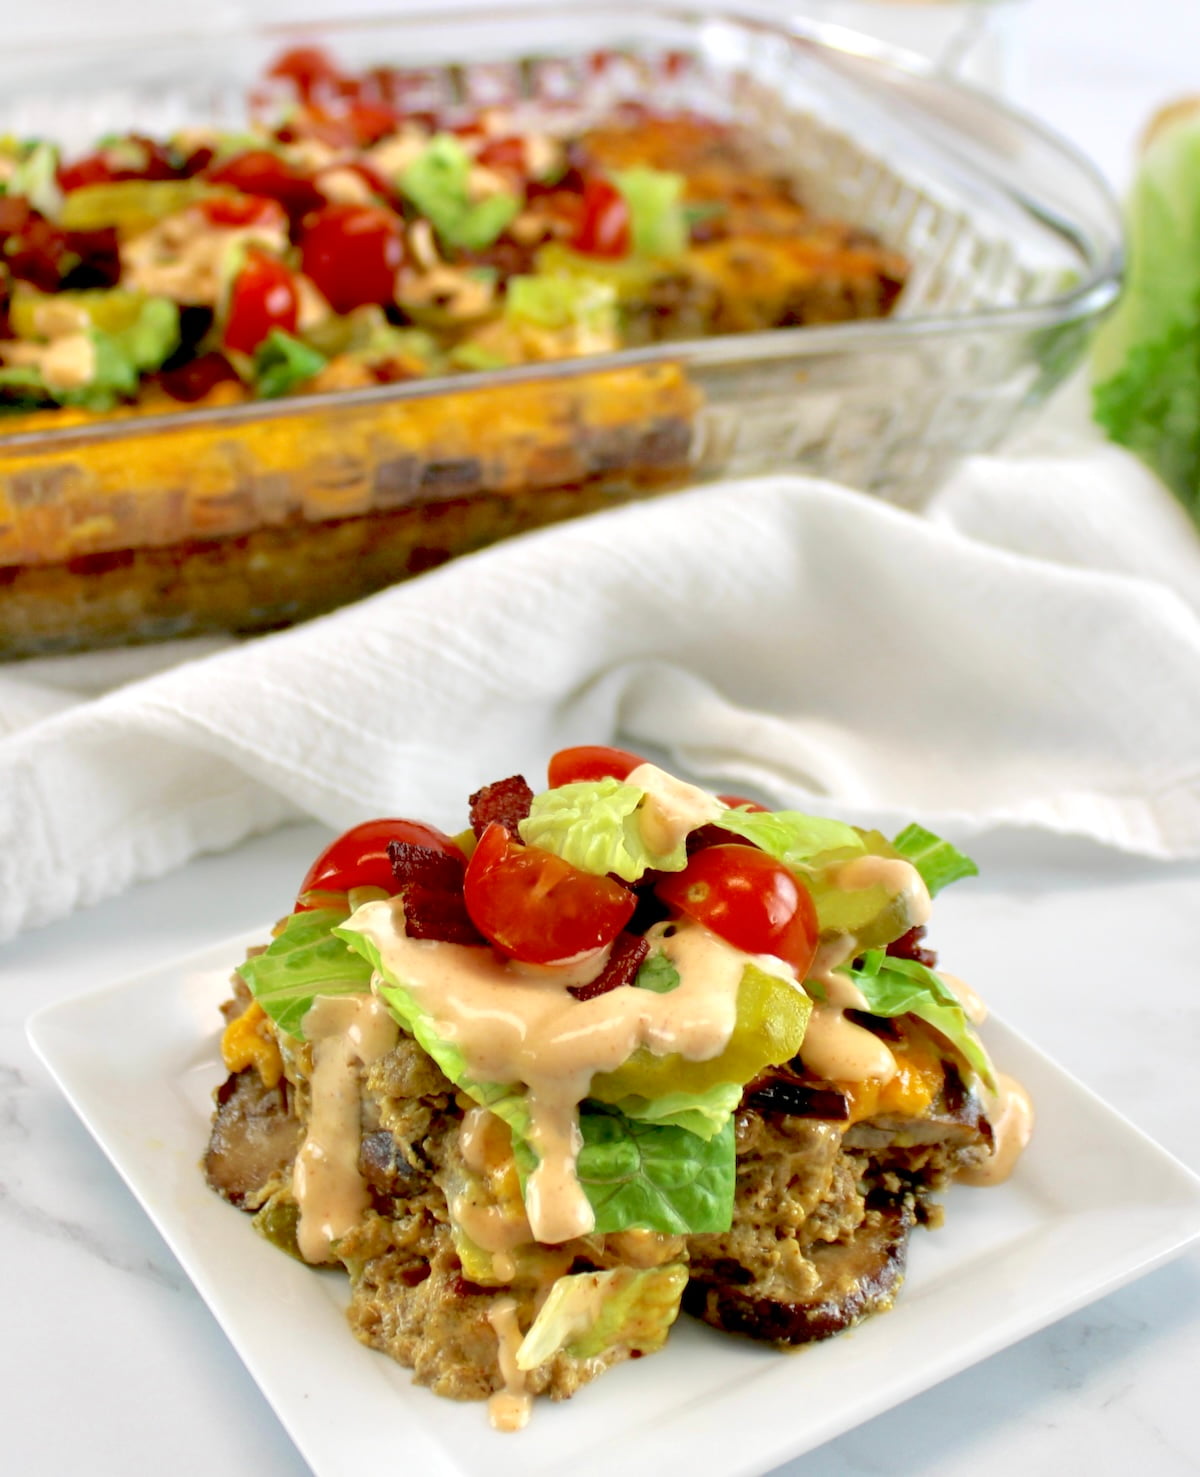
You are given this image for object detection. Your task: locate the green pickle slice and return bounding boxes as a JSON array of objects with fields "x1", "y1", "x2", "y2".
[{"x1": 589, "y1": 962, "x2": 812, "y2": 1103}]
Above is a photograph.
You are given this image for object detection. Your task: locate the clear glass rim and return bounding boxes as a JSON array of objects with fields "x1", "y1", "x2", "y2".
[{"x1": 0, "y1": 2, "x2": 1124, "y2": 456}]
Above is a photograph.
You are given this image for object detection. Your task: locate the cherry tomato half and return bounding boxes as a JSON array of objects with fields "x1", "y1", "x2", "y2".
[
  {"x1": 571, "y1": 178, "x2": 630, "y2": 258},
  {"x1": 301, "y1": 202, "x2": 405, "y2": 314},
  {"x1": 547, "y1": 744, "x2": 646, "y2": 789},
  {"x1": 296, "y1": 818, "x2": 466, "y2": 906},
  {"x1": 223, "y1": 249, "x2": 299, "y2": 355},
  {"x1": 207, "y1": 150, "x2": 324, "y2": 220},
  {"x1": 464, "y1": 823, "x2": 636, "y2": 965},
  {"x1": 197, "y1": 194, "x2": 287, "y2": 230},
  {"x1": 655, "y1": 844, "x2": 818, "y2": 976}
]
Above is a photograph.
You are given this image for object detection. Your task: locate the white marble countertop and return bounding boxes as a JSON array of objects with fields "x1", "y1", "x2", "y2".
[{"x1": 6, "y1": 2, "x2": 1200, "y2": 1474}]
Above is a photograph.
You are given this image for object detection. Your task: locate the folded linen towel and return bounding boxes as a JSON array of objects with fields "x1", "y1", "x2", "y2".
[{"x1": 2, "y1": 442, "x2": 1198, "y2": 941}]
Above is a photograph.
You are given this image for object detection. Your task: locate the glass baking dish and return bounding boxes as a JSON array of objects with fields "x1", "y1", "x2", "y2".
[{"x1": 0, "y1": 4, "x2": 1122, "y2": 658}]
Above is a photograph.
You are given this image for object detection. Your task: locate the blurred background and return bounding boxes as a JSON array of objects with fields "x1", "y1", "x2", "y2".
[{"x1": 9, "y1": 0, "x2": 1199, "y2": 184}]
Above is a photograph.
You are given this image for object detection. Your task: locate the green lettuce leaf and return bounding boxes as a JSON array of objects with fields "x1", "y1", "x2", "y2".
[
  {"x1": 239, "y1": 907, "x2": 372, "y2": 1038},
  {"x1": 890, "y1": 823, "x2": 978, "y2": 896},
  {"x1": 9, "y1": 140, "x2": 62, "y2": 218},
  {"x1": 504, "y1": 274, "x2": 617, "y2": 335},
  {"x1": 504, "y1": 1102, "x2": 736, "y2": 1236},
  {"x1": 610, "y1": 166, "x2": 687, "y2": 258},
  {"x1": 335, "y1": 920, "x2": 512, "y2": 1109},
  {"x1": 516, "y1": 1263, "x2": 688, "y2": 1371},
  {"x1": 1092, "y1": 112, "x2": 1200, "y2": 521},
  {"x1": 252, "y1": 328, "x2": 326, "y2": 399},
  {"x1": 520, "y1": 777, "x2": 691, "y2": 882},
  {"x1": 715, "y1": 807, "x2": 866, "y2": 870},
  {"x1": 400, "y1": 135, "x2": 520, "y2": 252},
  {"x1": 841, "y1": 950, "x2": 996, "y2": 1091},
  {"x1": 633, "y1": 951, "x2": 681, "y2": 994},
  {"x1": 116, "y1": 295, "x2": 180, "y2": 372},
  {"x1": 605, "y1": 1080, "x2": 742, "y2": 1140}
]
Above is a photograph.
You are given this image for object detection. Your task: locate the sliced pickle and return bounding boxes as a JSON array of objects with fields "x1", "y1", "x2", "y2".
[
  {"x1": 806, "y1": 829, "x2": 920, "y2": 948},
  {"x1": 589, "y1": 963, "x2": 811, "y2": 1103},
  {"x1": 60, "y1": 179, "x2": 222, "y2": 236},
  {"x1": 251, "y1": 1189, "x2": 303, "y2": 1260}
]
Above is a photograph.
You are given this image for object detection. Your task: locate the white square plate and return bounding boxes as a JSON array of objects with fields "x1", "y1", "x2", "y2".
[{"x1": 27, "y1": 929, "x2": 1200, "y2": 1477}]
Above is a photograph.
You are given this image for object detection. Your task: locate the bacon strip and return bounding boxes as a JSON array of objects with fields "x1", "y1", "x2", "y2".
[
  {"x1": 885, "y1": 925, "x2": 938, "y2": 968},
  {"x1": 399, "y1": 884, "x2": 485, "y2": 946},
  {"x1": 469, "y1": 775, "x2": 534, "y2": 838},
  {"x1": 569, "y1": 933, "x2": 650, "y2": 1002},
  {"x1": 387, "y1": 839, "x2": 465, "y2": 890}
]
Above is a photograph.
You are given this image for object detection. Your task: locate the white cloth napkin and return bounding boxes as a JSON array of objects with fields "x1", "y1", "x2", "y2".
[{"x1": 3, "y1": 436, "x2": 1199, "y2": 942}]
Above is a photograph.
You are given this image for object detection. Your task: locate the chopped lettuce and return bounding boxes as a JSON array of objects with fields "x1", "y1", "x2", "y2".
[
  {"x1": 400, "y1": 135, "x2": 519, "y2": 252},
  {"x1": 633, "y1": 951, "x2": 681, "y2": 994},
  {"x1": 504, "y1": 274, "x2": 617, "y2": 336},
  {"x1": 252, "y1": 328, "x2": 327, "y2": 399},
  {"x1": 239, "y1": 906, "x2": 373, "y2": 1039},
  {"x1": 841, "y1": 950, "x2": 996, "y2": 1091},
  {"x1": 336, "y1": 920, "x2": 513, "y2": 1110},
  {"x1": 8, "y1": 140, "x2": 61, "y2": 218},
  {"x1": 519, "y1": 777, "x2": 689, "y2": 882},
  {"x1": 890, "y1": 823, "x2": 978, "y2": 896},
  {"x1": 117, "y1": 294, "x2": 181, "y2": 372},
  {"x1": 715, "y1": 808, "x2": 866, "y2": 871},
  {"x1": 516, "y1": 1264, "x2": 688, "y2": 1371},
  {"x1": 602, "y1": 1080, "x2": 742, "y2": 1140},
  {"x1": 611, "y1": 166, "x2": 687, "y2": 259},
  {"x1": 1093, "y1": 111, "x2": 1200, "y2": 522},
  {"x1": 502, "y1": 1101, "x2": 737, "y2": 1236}
]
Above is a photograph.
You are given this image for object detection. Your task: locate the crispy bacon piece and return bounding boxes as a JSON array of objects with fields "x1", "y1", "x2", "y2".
[
  {"x1": 569, "y1": 932, "x2": 650, "y2": 1001},
  {"x1": 398, "y1": 883, "x2": 485, "y2": 945},
  {"x1": 387, "y1": 839, "x2": 466, "y2": 890},
  {"x1": 469, "y1": 775, "x2": 534, "y2": 838},
  {"x1": 885, "y1": 925, "x2": 938, "y2": 969}
]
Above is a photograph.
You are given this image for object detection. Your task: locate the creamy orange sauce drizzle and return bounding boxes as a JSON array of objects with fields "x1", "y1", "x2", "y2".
[
  {"x1": 938, "y1": 970, "x2": 988, "y2": 1025},
  {"x1": 347, "y1": 899, "x2": 782, "y2": 1243},
  {"x1": 294, "y1": 994, "x2": 398, "y2": 1264},
  {"x1": 801, "y1": 938, "x2": 898, "y2": 1083},
  {"x1": 835, "y1": 854, "x2": 933, "y2": 927},
  {"x1": 625, "y1": 763, "x2": 724, "y2": 854},
  {"x1": 487, "y1": 1297, "x2": 532, "y2": 1432},
  {"x1": 453, "y1": 1107, "x2": 533, "y2": 1260},
  {"x1": 959, "y1": 1073, "x2": 1034, "y2": 1186}
]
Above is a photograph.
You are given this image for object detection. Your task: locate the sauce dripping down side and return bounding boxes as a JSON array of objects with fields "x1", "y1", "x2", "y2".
[
  {"x1": 293, "y1": 994, "x2": 398, "y2": 1264},
  {"x1": 958, "y1": 1073, "x2": 1034, "y2": 1186},
  {"x1": 800, "y1": 938, "x2": 898, "y2": 1084},
  {"x1": 487, "y1": 1297, "x2": 532, "y2": 1432}
]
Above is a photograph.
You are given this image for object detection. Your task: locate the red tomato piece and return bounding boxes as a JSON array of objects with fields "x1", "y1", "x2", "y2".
[
  {"x1": 476, "y1": 136, "x2": 528, "y2": 176},
  {"x1": 268, "y1": 45, "x2": 345, "y2": 104},
  {"x1": 300, "y1": 202, "x2": 406, "y2": 314},
  {"x1": 571, "y1": 178, "x2": 631, "y2": 258},
  {"x1": 207, "y1": 150, "x2": 324, "y2": 220},
  {"x1": 197, "y1": 194, "x2": 286, "y2": 230},
  {"x1": 296, "y1": 819, "x2": 466, "y2": 906},
  {"x1": 547, "y1": 744, "x2": 646, "y2": 788},
  {"x1": 464, "y1": 823, "x2": 636, "y2": 966},
  {"x1": 655, "y1": 844, "x2": 819, "y2": 977},
  {"x1": 223, "y1": 250, "x2": 299, "y2": 355}
]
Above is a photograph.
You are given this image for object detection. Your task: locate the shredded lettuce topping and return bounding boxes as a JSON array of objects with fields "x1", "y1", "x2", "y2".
[
  {"x1": 238, "y1": 906, "x2": 372, "y2": 1038},
  {"x1": 840, "y1": 950, "x2": 996, "y2": 1090},
  {"x1": 516, "y1": 1264, "x2": 688, "y2": 1371},
  {"x1": 519, "y1": 776, "x2": 690, "y2": 882},
  {"x1": 400, "y1": 135, "x2": 520, "y2": 252},
  {"x1": 252, "y1": 328, "x2": 327, "y2": 398},
  {"x1": 610, "y1": 167, "x2": 688, "y2": 259}
]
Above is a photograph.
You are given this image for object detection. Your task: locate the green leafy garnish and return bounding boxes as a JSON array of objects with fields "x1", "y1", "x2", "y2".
[
  {"x1": 400, "y1": 135, "x2": 520, "y2": 252},
  {"x1": 505, "y1": 1102, "x2": 736, "y2": 1235},
  {"x1": 890, "y1": 823, "x2": 978, "y2": 896},
  {"x1": 633, "y1": 951, "x2": 681, "y2": 994},
  {"x1": 504, "y1": 274, "x2": 617, "y2": 335},
  {"x1": 240, "y1": 906, "x2": 372, "y2": 1039},
  {"x1": 841, "y1": 950, "x2": 996, "y2": 1090},
  {"x1": 516, "y1": 1264, "x2": 688, "y2": 1371},
  {"x1": 9, "y1": 140, "x2": 61, "y2": 218},
  {"x1": 610, "y1": 167, "x2": 687, "y2": 258},
  {"x1": 602, "y1": 1080, "x2": 742, "y2": 1141},
  {"x1": 716, "y1": 808, "x2": 866, "y2": 871},
  {"x1": 252, "y1": 329, "x2": 327, "y2": 399},
  {"x1": 519, "y1": 777, "x2": 689, "y2": 883},
  {"x1": 1092, "y1": 111, "x2": 1200, "y2": 521},
  {"x1": 117, "y1": 295, "x2": 181, "y2": 372}
]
